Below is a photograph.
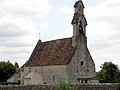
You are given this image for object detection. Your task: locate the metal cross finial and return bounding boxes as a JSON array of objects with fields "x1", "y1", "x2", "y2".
[{"x1": 39, "y1": 33, "x2": 41, "y2": 39}]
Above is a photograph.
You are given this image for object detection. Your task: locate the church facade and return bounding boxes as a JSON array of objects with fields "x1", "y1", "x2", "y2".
[{"x1": 8, "y1": 0, "x2": 98, "y2": 85}]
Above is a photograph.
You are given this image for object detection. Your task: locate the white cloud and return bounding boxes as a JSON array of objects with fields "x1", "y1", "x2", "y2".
[
  {"x1": 85, "y1": 0, "x2": 120, "y2": 70},
  {"x1": 0, "y1": 0, "x2": 120, "y2": 71},
  {"x1": 0, "y1": 0, "x2": 53, "y2": 65},
  {"x1": 0, "y1": 0, "x2": 53, "y2": 17},
  {"x1": 54, "y1": 26, "x2": 73, "y2": 39},
  {"x1": 60, "y1": 6, "x2": 73, "y2": 15}
]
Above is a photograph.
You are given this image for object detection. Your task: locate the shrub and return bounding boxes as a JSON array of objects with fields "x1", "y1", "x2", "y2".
[
  {"x1": 53, "y1": 78, "x2": 76, "y2": 90},
  {"x1": 117, "y1": 83, "x2": 120, "y2": 90}
]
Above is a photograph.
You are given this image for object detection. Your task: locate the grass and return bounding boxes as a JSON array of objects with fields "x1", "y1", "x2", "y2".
[{"x1": 53, "y1": 78, "x2": 76, "y2": 90}]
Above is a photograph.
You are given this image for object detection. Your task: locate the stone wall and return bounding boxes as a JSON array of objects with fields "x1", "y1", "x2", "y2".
[
  {"x1": 66, "y1": 34, "x2": 96, "y2": 84},
  {"x1": 23, "y1": 65, "x2": 67, "y2": 85},
  {"x1": 0, "y1": 84, "x2": 118, "y2": 90},
  {"x1": 0, "y1": 85, "x2": 51, "y2": 90}
]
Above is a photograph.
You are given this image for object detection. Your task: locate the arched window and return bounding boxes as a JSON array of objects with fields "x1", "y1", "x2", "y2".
[
  {"x1": 79, "y1": 20, "x2": 83, "y2": 33},
  {"x1": 79, "y1": 6, "x2": 82, "y2": 14},
  {"x1": 85, "y1": 80, "x2": 87, "y2": 83},
  {"x1": 53, "y1": 75, "x2": 55, "y2": 82},
  {"x1": 80, "y1": 61, "x2": 84, "y2": 67}
]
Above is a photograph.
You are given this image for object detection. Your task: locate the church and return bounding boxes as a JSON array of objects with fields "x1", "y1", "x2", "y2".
[{"x1": 8, "y1": 0, "x2": 98, "y2": 85}]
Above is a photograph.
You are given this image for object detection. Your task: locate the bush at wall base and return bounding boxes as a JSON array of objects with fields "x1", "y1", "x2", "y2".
[
  {"x1": 117, "y1": 83, "x2": 120, "y2": 90},
  {"x1": 53, "y1": 79, "x2": 76, "y2": 90}
]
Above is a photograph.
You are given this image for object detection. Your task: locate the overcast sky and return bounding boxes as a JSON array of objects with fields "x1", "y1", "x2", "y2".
[{"x1": 0, "y1": 0, "x2": 120, "y2": 71}]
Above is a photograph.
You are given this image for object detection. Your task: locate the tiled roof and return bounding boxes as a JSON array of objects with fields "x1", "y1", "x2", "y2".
[{"x1": 25, "y1": 38, "x2": 75, "y2": 67}]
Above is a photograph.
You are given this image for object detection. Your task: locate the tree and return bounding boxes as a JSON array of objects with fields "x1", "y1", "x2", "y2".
[
  {"x1": 0, "y1": 61, "x2": 16, "y2": 82},
  {"x1": 14, "y1": 62, "x2": 19, "y2": 69},
  {"x1": 96, "y1": 62, "x2": 120, "y2": 83}
]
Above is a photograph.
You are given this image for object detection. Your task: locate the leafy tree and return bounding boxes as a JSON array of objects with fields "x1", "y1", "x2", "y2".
[
  {"x1": 97, "y1": 62, "x2": 120, "y2": 83},
  {"x1": 14, "y1": 62, "x2": 19, "y2": 69},
  {"x1": 0, "y1": 61, "x2": 16, "y2": 82}
]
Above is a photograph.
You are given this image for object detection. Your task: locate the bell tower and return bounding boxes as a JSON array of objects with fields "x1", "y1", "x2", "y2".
[
  {"x1": 71, "y1": 0, "x2": 87, "y2": 47},
  {"x1": 70, "y1": 0, "x2": 96, "y2": 83}
]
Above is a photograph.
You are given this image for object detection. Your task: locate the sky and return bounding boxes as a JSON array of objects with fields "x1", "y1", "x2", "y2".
[{"x1": 0, "y1": 0, "x2": 120, "y2": 71}]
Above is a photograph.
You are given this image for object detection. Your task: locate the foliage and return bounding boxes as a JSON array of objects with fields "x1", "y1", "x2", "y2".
[
  {"x1": 0, "y1": 82, "x2": 20, "y2": 85},
  {"x1": 117, "y1": 83, "x2": 120, "y2": 90},
  {"x1": 0, "y1": 61, "x2": 16, "y2": 82},
  {"x1": 53, "y1": 78, "x2": 76, "y2": 90},
  {"x1": 96, "y1": 62, "x2": 120, "y2": 83},
  {"x1": 14, "y1": 61, "x2": 19, "y2": 69}
]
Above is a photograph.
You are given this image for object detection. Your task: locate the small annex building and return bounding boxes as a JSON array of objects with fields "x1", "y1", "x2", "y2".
[{"x1": 8, "y1": 0, "x2": 98, "y2": 85}]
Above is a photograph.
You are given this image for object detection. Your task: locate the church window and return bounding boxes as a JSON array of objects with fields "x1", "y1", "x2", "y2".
[
  {"x1": 29, "y1": 67, "x2": 31, "y2": 72},
  {"x1": 81, "y1": 80, "x2": 83, "y2": 83},
  {"x1": 87, "y1": 69, "x2": 89, "y2": 72},
  {"x1": 78, "y1": 20, "x2": 83, "y2": 35},
  {"x1": 77, "y1": 70, "x2": 78, "y2": 73},
  {"x1": 79, "y1": 20, "x2": 83, "y2": 31},
  {"x1": 44, "y1": 82, "x2": 46, "y2": 84},
  {"x1": 85, "y1": 80, "x2": 87, "y2": 83},
  {"x1": 80, "y1": 61, "x2": 84, "y2": 66},
  {"x1": 53, "y1": 75, "x2": 55, "y2": 82},
  {"x1": 79, "y1": 6, "x2": 82, "y2": 14},
  {"x1": 17, "y1": 80, "x2": 21, "y2": 84}
]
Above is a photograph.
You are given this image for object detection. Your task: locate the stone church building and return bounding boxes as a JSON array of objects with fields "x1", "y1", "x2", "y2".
[{"x1": 8, "y1": 0, "x2": 98, "y2": 85}]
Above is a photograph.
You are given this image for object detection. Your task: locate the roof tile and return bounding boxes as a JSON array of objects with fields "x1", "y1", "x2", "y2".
[{"x1": 25, "y1": 38, "x2": 75, "y2": 67}]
